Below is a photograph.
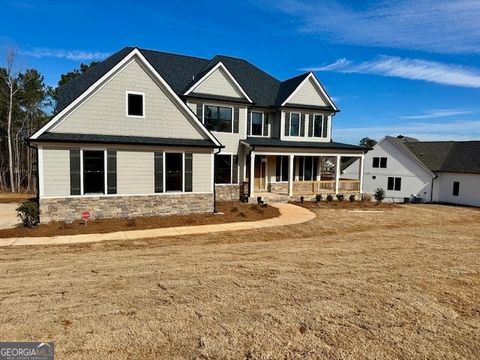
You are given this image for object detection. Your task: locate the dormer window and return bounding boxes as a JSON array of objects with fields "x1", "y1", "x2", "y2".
[
  {"x1": 312, "y1": 114, "x2": 328, "y2": 138},
  {"x1": 126, "y1": 91, "x2": 144, "y2": 117}
]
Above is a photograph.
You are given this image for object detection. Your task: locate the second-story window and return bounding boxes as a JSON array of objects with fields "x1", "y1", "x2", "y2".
[
  {"x1": 204, "y1": 105, "x2": 233, "y2": 133},
  {"x1": 313, "y1": 115, "x2": 323, "y2": 137},
  {"x1": 126, "y1": 92, "x2": 144, "y2": 117},
  {"x1": 290, "y1": 113, "x2": 300, "y2": 136},
  {"x1": 250, "y1": 112, "x2": 265, "y2": 136}
]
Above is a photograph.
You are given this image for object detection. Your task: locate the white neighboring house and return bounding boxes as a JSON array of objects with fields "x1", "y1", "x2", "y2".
[{"x1": 343, "y1": 136, "x2": 480, "y2": 206}]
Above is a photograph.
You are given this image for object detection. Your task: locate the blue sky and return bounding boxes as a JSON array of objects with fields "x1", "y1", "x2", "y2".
[{"x1": 2, "y1": 0, "x2": 480, "y2": 144}]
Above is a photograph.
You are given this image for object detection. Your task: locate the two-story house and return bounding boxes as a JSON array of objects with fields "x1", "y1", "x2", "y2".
[{"x1": 29, "y1": 47, "x2": 366, "y2": 222}]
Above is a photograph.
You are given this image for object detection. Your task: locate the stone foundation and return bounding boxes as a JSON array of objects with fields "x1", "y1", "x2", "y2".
[
  {"x1": 215, "y1": 184, "x2": 242, "y2": 201},
  {"x1": 40, "y1": 193, "x2": 214, "y2": 223},
  {"x1": 268, "y1": 182, "x2": 288, "y2": 194}
]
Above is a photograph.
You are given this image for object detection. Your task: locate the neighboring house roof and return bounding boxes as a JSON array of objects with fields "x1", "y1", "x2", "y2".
[
  {"x1": 36, "y1": 132, "x2": 217, "y2": 148},
  {"x1": 55, "y1": 47, "x2": 337, "y2": 112},
  {"x1": 387, "y1": 136, "x2": 480, "y2": 174},
  {"x1": 243, "y1": 137, "x2": 366, "y2": 151}
]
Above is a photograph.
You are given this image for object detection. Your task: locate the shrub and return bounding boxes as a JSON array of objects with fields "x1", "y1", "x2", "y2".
[
  {"x1": 362, "y1": 193, "x2": 372, "y2": 202},
  {"x1": 349, "y1": 194, "x2": 356, "y2": 202},
  {"x1": 315, "y1": 194, "x2": 323, "y2": 203},
  {"x1": 336, "y1": 194, "x2": 344, "y2": 202},
  {"x1": 16, "y1": 200, "x2": 40, "y2": 228},
  {"x1": 326, "y1": 194, "x2": 334, "y2": 202},
  {"x1": 374, "y1": 188, "x2": 386, "y2": 203}
]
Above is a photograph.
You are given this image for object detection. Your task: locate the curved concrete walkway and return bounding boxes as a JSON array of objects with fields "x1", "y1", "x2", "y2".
[{"x1": 0, "y1": 203, "x2": 315, "y2": 247}]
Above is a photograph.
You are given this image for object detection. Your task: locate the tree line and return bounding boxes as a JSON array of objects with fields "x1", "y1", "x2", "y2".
[{"x1": 0, "y1": 47, "x2": 97, "y2": 193}]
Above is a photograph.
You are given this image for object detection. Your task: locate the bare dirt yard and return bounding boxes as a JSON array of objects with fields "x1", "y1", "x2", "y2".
[{"x1": 0, "y1": 204, "x2": 479, "y2": 359}]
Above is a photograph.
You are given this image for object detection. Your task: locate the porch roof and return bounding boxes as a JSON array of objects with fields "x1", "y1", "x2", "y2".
[{"x1": 243, "y1": 137, "x2": 366, "y2": 152}]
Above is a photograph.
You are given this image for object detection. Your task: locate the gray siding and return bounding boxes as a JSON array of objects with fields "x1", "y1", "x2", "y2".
[
  {"x1": 117, "y1": 150, "x2": 154, "y2": 195},
  {"x1": 53, "y1": 58, "x2": 204, "y2": 140},
  {"x1": 193, "y1": 67, "x2": 244, "y2": 99},
  {"x1": 43, "y1": 148, "x2": 70, "y2": 197}
]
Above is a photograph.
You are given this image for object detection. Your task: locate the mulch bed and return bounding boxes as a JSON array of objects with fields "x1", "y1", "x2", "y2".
[
  {"x1": 296, "y1": 200, "x2": 400, "y2": 210},
  {"x1": 0, "y1": 201, "x2": 280, "y2": 238}
]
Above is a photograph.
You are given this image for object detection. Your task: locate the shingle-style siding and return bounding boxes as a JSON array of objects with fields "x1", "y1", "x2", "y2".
[
  {"x1": 193, "y1": 152, "x2": 212, "y2": 192},
  {"x1": 53, "y1": 58, "x2": 204, "y2": 140},
  {"x1": 117, "y1": 150, "x2": 154, "y2": 194},
  {"x1": 193, "y1": 67, "x2": 244, "y2": 99},
  {"x1": 43, "y1": 148, "x2": 70, "y2": 197},
  {"x1": 287, "y1": 78, "x2": 328, "y2": 107}
]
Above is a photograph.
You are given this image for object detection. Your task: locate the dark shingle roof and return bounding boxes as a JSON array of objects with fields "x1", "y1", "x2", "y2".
[
  {"x1": 244, "y1": 137, "x2": 366, "y2": 151},
  {"x1": 35, "y1": 132, "x2": 217, "y2": 148},
  {"x1": 55, "y1": 47, "x2": 337, "y2": 112},
  {"x1": 388, "y1": 136, "x2": 480, "y2": 174}
]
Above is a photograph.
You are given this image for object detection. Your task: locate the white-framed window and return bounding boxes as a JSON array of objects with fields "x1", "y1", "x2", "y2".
[
  {"x1": 204, "y1": 104, "x2": 233, "y2": 133},
  {"x1": 312, "y1": 114, "x2": 328, "y2": 138},
  {"x1": 215, "y1": 154, "x2": 238, "y2": 184},
  {"x1": 126, "y1": 91, "x2": 145, "y2": 118},
  {"x1": 250, "y1": 111, "x2": 267, "y2": 136},
  {"x1": 290, "y1": 112, "x2": 300, "y2": 136}
]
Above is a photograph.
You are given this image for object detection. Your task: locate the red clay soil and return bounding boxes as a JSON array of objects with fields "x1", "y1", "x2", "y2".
[{"x1": 0, "y1": 201, "x2": 279, "y2": 238}]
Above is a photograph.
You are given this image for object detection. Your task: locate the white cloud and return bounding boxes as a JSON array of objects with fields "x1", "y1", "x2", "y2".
[
  {"x1": 21, "y1": 48, "x2": 110, "y2": 61},
  {"x1": 269, "y1": 0, "x2": 480, "y2": 54},
  {"x1": 305, "y1": 56, "x2": 480, "y2": 88},
  {"x1": 334, "y1": 120, "x2": 480, "y2": 143},
  {"x1": 399, "y1": 109, "x2": 474, "y2": 120}
]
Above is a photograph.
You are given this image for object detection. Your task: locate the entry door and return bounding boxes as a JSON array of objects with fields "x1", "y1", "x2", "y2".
[{"x1": 254, "y1": 156, "x2": 267, "y2": 191}]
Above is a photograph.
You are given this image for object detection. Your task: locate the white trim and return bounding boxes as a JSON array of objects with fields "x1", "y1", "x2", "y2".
[
  {"x1": 184, "y1": 62, "x2": 253, "y2": 103},
  {"x1": 38, "y1": 146, "x2": 44, "y2": 197},
  {"x1": 203, "y1": 103, "x2": 234, "y2": 134},
  {"x1": 30, "y1": 48, "x2": 222, "y2": 147},
  {"x1": 281, "y1": 72, "x2": 338, "y2": 111},
  {"x1": 249, "y1": 111, "x2": 268, "y2": 137},
  {"x1": 125, "y1": 90, "x2": 145, "y2": 118}
]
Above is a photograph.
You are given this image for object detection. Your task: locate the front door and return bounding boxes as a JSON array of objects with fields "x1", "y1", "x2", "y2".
[{"x1": 254, "y1": 156, "x2": 267, "y2": 191}]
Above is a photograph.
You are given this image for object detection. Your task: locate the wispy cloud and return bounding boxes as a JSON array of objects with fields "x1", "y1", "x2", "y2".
[
  {"x1": 305, "y1": 56, "x2": 480, "y2": 88},
  {"x1": 334, "y1": 120, "x2": 480, "y2": 143},
  {"x1": 20, "y1": 47, "x2": 110, "y2": 61},
  {"x1": 267, "y1": 0, "x2": 480, "y2": 54},
  {"x1": 399, "y1": 109, "x2": 474, "y2": 120}
]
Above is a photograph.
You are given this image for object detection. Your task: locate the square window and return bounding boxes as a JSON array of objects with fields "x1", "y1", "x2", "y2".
[
  {"x1": 127, "y1": 93, "x2": 144, "y2": 117},
  {"x1": 372, "y1": 175, "x2": 376, "y2": 180}
]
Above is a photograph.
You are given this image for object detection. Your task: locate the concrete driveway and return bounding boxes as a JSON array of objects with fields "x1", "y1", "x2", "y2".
[{"x1": 0, "y1": 203, "x2": 20, "y2": 229}]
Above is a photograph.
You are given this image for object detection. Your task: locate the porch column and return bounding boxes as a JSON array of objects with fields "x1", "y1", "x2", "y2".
[
  {"x1": 249, "y1": 150, "x2": 255, "y2": 197},
  {"x1": 288, "y1": 154, "x2": 294, "y2": 196},
  {"x1": 335, "y1": 155, "x2": 341, "y2": 194},
  {"x1": 359, "y1": 154, "x2": 365, "y2": 194}
]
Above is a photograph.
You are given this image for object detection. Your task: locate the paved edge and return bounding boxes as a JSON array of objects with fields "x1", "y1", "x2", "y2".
[{"x1": 0, "y1": 204, "x2": 315, "y2": 247}]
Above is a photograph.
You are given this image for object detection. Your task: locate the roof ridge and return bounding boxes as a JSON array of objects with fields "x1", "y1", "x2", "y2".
[{"x1": 137, "y1": 46, "x2": 210, "y2": 61}]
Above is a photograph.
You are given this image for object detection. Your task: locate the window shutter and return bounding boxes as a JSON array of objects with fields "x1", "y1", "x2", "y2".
[
  {"x1": 300, "y1": 114, "x2": 305, "y2": 137},
  {"x1": 276, "y1": 156, "x2": 281, "y2": 181},
  {"x1": 308, "y1": 114, "x2": 314, "y2": 137},
  {"x1": 70, "y1": 149, "x2": 81, "y2": 195},
  {"x1": 154, "y1": 152, "x2": 164, "y2": 193},
  {"x1": 233, "y1": 107, "x2": 239, "y2": 133},
  {"x1": 185, "y1": 153, "x2": 193, "y2": 192},
  {"x1": 232, "y1": 155, "x2": 238, "y2": 184},
  {"x1": 247, "y1": 110, "x2": 251, "y2": 135},
  {"x1": 196, "y1": 103, "x2": 203, "y2": 121},
  {"x1": 263, "y1": 113, "x2": 269, "y2": 136},
  {"x1": 107, "y1": 150, "x2": 117, "y2": 194},
  {"x1": 284, "y1": 112, "x2": 290, "y2": 136}
]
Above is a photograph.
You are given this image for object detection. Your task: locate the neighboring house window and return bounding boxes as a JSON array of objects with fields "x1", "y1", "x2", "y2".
[
  {"x1": 373, "y1": 157, "x2": 387, "y2": 168},
  {"x1": 126, "y1": 92, "x2": 144, "y2": 117},
  {"x1": 165, "y1": 153, "x2": 183, "y2": 192},
  {"x1": 452, "y1": 181, "x2": 460, "y2": 196},
  {"x1": 204, "y1": 105, "x2": 233, "y2": 133},
  {"x1": 290, "y1": 113, "x2": 300, "y2": 136},
  {"x1": 215, "y1": 154, "x2": 238, "y2": 184},
  {"x1": 276, "y1": 156, "x2": 289, "y2": 181},
  {"x1": 312, "y1": 114, "x2": 328, "y2": 138},
  {"x1": 250, "y1": 112, "x2": 265, "y2": 136},
  {"x1": 387, "y1": 177, "x2": 401, "y2": 191},
  {"x1": 83, "y1": 150, "x2": 105, "y2": 194}
]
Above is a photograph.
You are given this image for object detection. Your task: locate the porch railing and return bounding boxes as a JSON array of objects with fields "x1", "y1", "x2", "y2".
[{"x1": 292, "y1": 179, "x2": 360, "y2": 195}]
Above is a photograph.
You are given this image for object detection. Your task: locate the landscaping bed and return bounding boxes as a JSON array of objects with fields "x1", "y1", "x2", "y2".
[
  {"x1": 295, "y1": 200, "x2": 399, "y2": 210},
  {"x1": 0, "y1": 201, "x2": 279, "y2": 238}
]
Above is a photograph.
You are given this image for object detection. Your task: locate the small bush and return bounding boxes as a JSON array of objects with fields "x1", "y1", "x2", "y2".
[
  {"x1": 374, "y1": 188, "x2": 386, "y2": 203},
  {"x1": 16, "y1": 200, "x2": 40, "y2": 228},
  {"x1": 349, "y1": 194, "x2": 356, "y2": 202},
  {"x1": 315, "y1": 194, "x2": 323, "y2": 203},
  {"x1": 336, "y1": 194, "x2": 344, "y2": 202},
  {"x1": 326, "y1": 194, "x2": 334, "y2": 202},
  {"x1": 362, "y1": 193, "x2": 372, "y2": 202}
]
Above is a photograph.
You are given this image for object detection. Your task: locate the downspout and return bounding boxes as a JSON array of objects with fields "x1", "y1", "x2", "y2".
[
  {"x1": 213, "y1": 147, "x2": 222, "y2": 213},
  {"x1": 430, "y1": 174, "x2": 437, "y2": 203},
  {"x1": 25, "y1": 139, "x2": 39, "y2": 205}
]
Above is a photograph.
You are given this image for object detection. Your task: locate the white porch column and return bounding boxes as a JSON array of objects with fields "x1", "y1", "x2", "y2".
[
  {"x1": 335, "y1": 155, "x2": 341, "y2": 194},
  {"x1": 359, "y1": 154, "x2": 365, "y2": 194},
  {"x1": 288, "y1": 155, "x2": 294, "y2": 196},
  {"x1": 249, "y1": 150, "x2": 255, "y2": 197}
]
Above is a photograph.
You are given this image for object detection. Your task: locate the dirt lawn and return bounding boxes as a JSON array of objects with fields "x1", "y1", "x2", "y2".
[{"x1": 0, "y1": 204, "x2": 479, "y2": 359}]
